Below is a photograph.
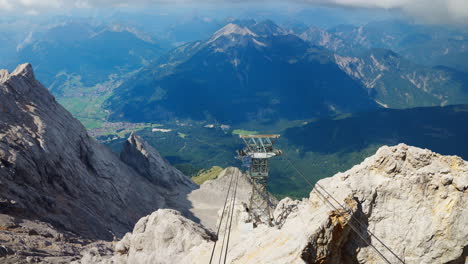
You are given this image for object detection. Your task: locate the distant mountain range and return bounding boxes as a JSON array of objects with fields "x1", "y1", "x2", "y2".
[
  {"x1": 300, "y1": 20, "x2": 468, "y2": 73},
  {"x1": 105, "y1": 20, "x2": 468, "y2": 124},
  {"x1": 334, "y1": 48, "x2": 468, "y2": 108},
  {"x1": 2, "y1": 16, "x2": 465, "y2": 202},
  {"x1": 105, "y1": 21, "x2": 378, "y2": 123},
  {"x1": 10, "y1": 22, "x2": 164, "y2": 95}
]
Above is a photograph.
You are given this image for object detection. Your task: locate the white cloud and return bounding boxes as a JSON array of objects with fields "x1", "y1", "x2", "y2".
[
  {"x1": 302, "y1": 0, "x2": 468, "y2": 24},
  {"x1": 0, "y1": 0, "x2": 190, "y2": 10},
  {"x1": 25, "y1": 9, "x2": 40, "y2": 15},
  {"x1": 0, "y1": 0, "x2": 467, "y2": 24},
  {"x1": 0, "y1": 0, "x2": 14, "y2": 10}
]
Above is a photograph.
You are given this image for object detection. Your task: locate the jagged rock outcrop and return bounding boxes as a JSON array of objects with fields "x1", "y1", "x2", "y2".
[
  {"x1": 121, "y1": 133, "x2": 195, "y2": 190},
  {"x1": 119, "y1": 133, "x2": 199, "y2": 223},
  {"x1": 97, "y1": 144, "x2": 468, "y2": 264},
  {"x1": 0, "y1": 63, "x2": 195, "y2": 244}
]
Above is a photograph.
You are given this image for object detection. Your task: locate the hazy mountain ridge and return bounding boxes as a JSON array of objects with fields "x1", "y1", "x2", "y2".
[
  {"x1": 334, "y1": 49, "x2": 468, "y2": 108},
  {"x1": 105, "y1": 20, "x2": 468, "y2": 125},
  {"x1": 12, "y1": 22, "x2": 164, "y2": 93},
  {"x1": 300, "y1": 20, "x2": 468, "y2": 73},
  {"x1": 105, "y1": 21, "x2": 378, "y2": 124}
]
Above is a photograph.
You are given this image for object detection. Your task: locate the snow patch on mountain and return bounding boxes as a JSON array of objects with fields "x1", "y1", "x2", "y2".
[{"x1": 208, "y1": 23, "x2": 258, "y2": 44}]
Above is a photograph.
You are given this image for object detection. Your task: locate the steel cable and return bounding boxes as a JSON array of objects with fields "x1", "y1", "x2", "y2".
[
  {"x1": 223, "y1": 169, "x2": 240, "y2": 264},
  {"x1": 283, "y1": 155, "x2": 405, "y2": 264},
  {"x1": 208, "y1": 169, "x2": 236, "y2": 264}
]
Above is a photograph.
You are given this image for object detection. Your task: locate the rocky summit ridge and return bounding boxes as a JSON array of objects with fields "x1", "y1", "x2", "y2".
[{"x1": 88, "y1": 144, "x2": 467, "y2": 264}]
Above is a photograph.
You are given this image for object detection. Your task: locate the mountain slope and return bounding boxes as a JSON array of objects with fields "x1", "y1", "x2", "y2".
[
  {"x1": 0, "y1": 63, "x2": 195, "y2": 240},
  {"x1": 105, "y1": 21, "x2": 377, "y2": 123},
  {"x1": 334, "y1": 49, "x2": 468, "y2": 108},
  {"x1": 284, "y1": 104, "x2": 468, "y2": 157},
  {"x1": 301, "y1": 20, "x2": 468, "y2": 72},
  {"x1": 12, "y1": 22, "x2": 164, "y2": 94},
  {"x1": 299, "y1": 25, "x2": 366, "y2": 56},
  {"x1": 100, "y1": 103, "x2": 468, "y2": 199},
  {"x1": 6, "y1": 22, "x2": 167, "y2": 130}
]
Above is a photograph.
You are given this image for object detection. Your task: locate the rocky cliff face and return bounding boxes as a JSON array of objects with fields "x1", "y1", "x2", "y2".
[
  {"x1": 0, "y1": 64, "x2": 195, "y2": 242},
  {"x1": 108, "y1": 209, "x2": 215, "y2": 264},
  {"x1": 121, "y1": 133, "x2": 195, "y2": 191},
  {"x1": 333, "y1": 50, "x2": 468, "y2": 108},
  {"x1": 98, "y1": 144, "x2": 467, "y2": 264}
]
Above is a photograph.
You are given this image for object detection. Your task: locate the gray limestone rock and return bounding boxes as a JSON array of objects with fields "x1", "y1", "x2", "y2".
[
  {"x1": 0, "y1": 213, "x2": 113, "y2": 264},
  {"x1": 98, "y1": 144, "x2": 468, "y2": 264},
  {"x1": 110, "y1": 209, "x2": 215, "y2": 264},
  {"x1": 0, "y1": 63, "x2": 195, "y2": 242},
  {"x1": 187, "y1": 167, "x2": 253, "y2": 230},
  {"x1": 121, "y1": 133, "x2": 195, "y2": 190}
]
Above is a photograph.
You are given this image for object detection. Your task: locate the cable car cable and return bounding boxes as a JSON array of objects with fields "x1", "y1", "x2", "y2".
[
  {"x1": 283, "y1": 155, "x2": 404, "y2": 264},
  {"x1": 208, "y1": 169, "x2": 236, "y2": 264}
]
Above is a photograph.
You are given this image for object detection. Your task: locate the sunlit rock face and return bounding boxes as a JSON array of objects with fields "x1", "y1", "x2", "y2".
[{"x1": 99, "y1": 144, "x2": 467, "y2": 264}]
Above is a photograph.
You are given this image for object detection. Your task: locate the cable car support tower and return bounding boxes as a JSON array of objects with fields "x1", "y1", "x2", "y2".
[{"x1": 237, "y1": 135, "x2": 282, "y2": 227}]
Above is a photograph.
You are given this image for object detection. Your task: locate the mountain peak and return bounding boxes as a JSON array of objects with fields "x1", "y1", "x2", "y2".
[
  {"x1": 121, "y1": 133, "x2": 196, "y2": 190},
  {"x1": 209, "y1": 23, "x2": 258, "y2": 43},
  {"x1": 0, "y1": 69, "x2": 9, "y2": 83},
  {"x1": 11, "y1": 63, "x2": 34, "y2": 79},
  {"x1": 250, "y1": 19, "x2": 288, "y2": 36},
  {"x1": 0, "y1": 63, "x2": 35, "y2": 83}
]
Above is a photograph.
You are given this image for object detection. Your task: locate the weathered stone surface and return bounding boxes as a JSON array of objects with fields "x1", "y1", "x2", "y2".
[
  {"x1": 0, "y1": 213, "x2": 113, "y2": 264},
  {"x1": 319, "y1": 143, "x2": 468, "y2": 264},
  {"x1": 120, "y1": 133, "x2": 199, "y2": 223},
  {"x1": 107, "y1": 209, "x2": 215, "y2": 264},
  {"x1": 187, "y1": 167, "x2": 253, "y2": 230},
  {"x1": 0, "y1": 64, "x2": 195, "y2": 242},
  {"x1": 83, "y1": 167, "x2": 264, "y2": 264},
  {"x1": 121, "y1": 133, "x2": 195, "y2": 190},
  {"x1": 98, "y1": 144, "x2": 468, "y2": 264}
]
